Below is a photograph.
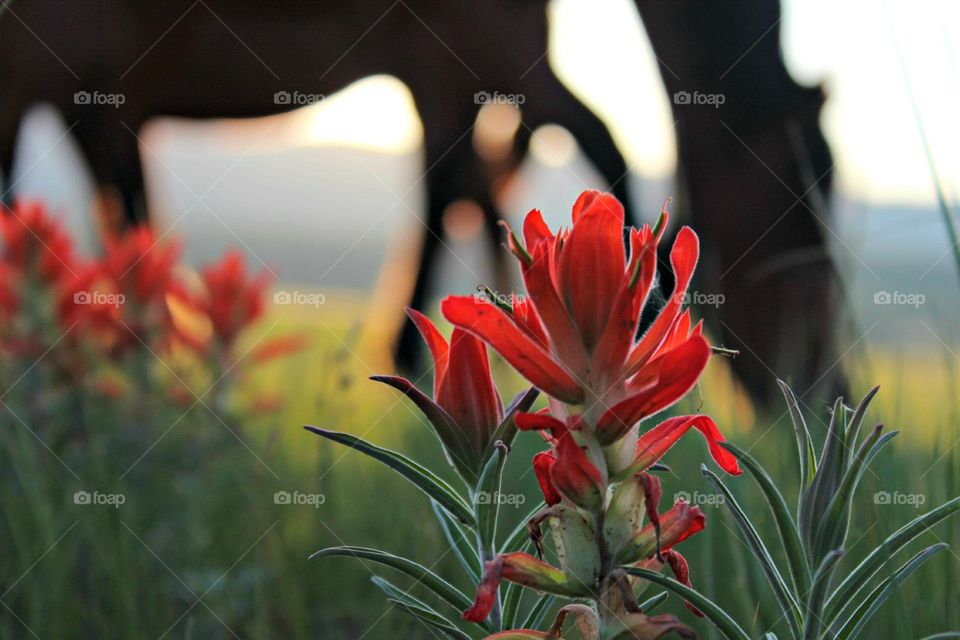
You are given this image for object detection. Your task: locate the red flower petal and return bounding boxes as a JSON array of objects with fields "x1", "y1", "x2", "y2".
[
  {"x1": 625, "y1": 226, "x2": 700, "y2": 376},
  {"x1": 407, "y1": 308, "x2": 448, "y2": 397},
  {"x1": 523, "y1": 209, "x2": 554, "y2": 248},
  {"x1": 596, "y1": 336, "x2": 711, "y2": 443},
  {"x1": 515, "y1": 413, "x2": 567, "y2": 435},
  {"x1": 532, "y1": 451, "x2": 561, "y2": 506},
  {"x1": 558, "y1": 192, "x2": 626, "y2": 350},
  {"x1": 437, "y1": 328, "x2": 502, "y2": 451},
  {"x1": 552, "y1": 429, "x2": 605, "y2": 510},
  {"x1": 522, "y1": 242, "x2": 588, "y2": 373},
  {"x1": 441, "y1": 295, "x2": 584, "y2": 404},
  {"x1": 633, "y1": 414, "x2": 741, "y2": 476}
]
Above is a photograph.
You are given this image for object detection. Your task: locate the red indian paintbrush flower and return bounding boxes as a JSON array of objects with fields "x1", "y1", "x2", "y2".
[
  {"x1": 442, "y1": 191, "x2": 739, "y2": 475},
  {"x1": 0, "y1": 201, "x2": 76, "y2": 284},
  {"x1": 372, "y1": 308, "x2": 537, "y2": 483},
  {"x1": 197, "y1": 249, "x2": 271, "y2": 347}
]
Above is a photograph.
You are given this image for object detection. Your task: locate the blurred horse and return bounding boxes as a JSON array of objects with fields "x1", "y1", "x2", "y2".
[
  {"x1": 0, "y1": 0, "x2": 632, "y2": 365},
  {"x1": 0, "y1": 0, "x2": 842, "y2": 406}
]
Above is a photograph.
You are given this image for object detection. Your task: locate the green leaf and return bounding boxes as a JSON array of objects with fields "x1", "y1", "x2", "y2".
[
  {"x1": 812, "y1": 424, "x2": 887, "y2": 559},
  {"x1": 833, "y1": 544, "x2": 948, "y2": 639},
  {"x1": 701, "y1": 465, "x2": 802, "y2": 639},
  {"x1": 369, "y1": 375, "x2": 479, "y2": 483},
  {"x1": 801, "y1": 549, "x2": 844, "y2": 640},
  {"x1": 373, "y1": 576, "x2": 474, "y2": 639},
  {"x1": 476, "y1": 442, "x2": 510, "y2": 555},
  {"x1": 501, "y1": 579, "x2": 525, "y2": 632},
  {"x1": 305, "y1": 426, "x2": 475, "y2": 525},
  {"x1": 800, "y1": 398, "x2": 845, "y2": 556},
  {"x1": 823, "y1": 497, "x2": 960, "y2": 621},
  {"x1": 777, "y1": 380, "x2": 817, "y2": 492},
  {"x1": 720, "y1": 442, "x2": 811, "y2": 598},
  {"x1": 310, "y1": 546, "x2": 475, "y2": 616},
  {"x1": 520, "y1": 595, "x2": 556, "y2": 631},
  {"x1": 636, "y1": 591, "x2": 667, "y2": 612},
  {"x1": 625, "y1": 568, "x2": 751, "y2": 640},
  {"x1": 843, "y1": 387, "x2": 879, "y2": 446},
  {"x1": 431, "y1": 500, "x2": 480, "y2": 583},
  {"x1": 487, "y1": 387, "x2": 539, "y2": 455},
  {"x1": 387, "y1": 598, "x2": 473, "y2": 640}
]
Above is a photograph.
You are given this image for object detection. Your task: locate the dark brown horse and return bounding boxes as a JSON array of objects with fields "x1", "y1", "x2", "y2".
[
  {"x1": 0, "y1": 0, "x2": 843, "y2": 406},
  {"x1": 0, "y1": 0, "x2": 632, "y2": 370}
]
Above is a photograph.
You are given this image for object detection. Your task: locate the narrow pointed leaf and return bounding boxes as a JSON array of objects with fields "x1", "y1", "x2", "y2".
[
  {"x1": 476, "y1": 442, "x2": 509, "y2": 556},
  {"x1": 305, "y1": 426, "x2": 474, "y2": 525},
  {"x1": 520, "y1": 595, "x2": 557, "y2": 631},
  {"x1": 488, "y1": 387, "x2": 540, "y2": 455},
  {"x1": 833, "y1": 544, "x2": 948, "y2": 640},
  {"x1": 720, "y1": 442, "x2": 810, "y2": 598},
  {"x1": 310, "y1": 546, "x2": 475, "y2": 615},
  {"x1": 625, "y1": 568, "x2": 751, "y2": 640},
  {"x1": 387, "y1": 599, "x2": 473, "y2": 640},
  {"x1": 813, "y1": 425, "x2": 886, "y2": 559},
  {"x1": 370, "y1": 376, "x2": 479, "y2": 482},
  {"x1": 802, "y1": 549, "x2": 844, "y2": 640},
  {"x1": 701, "y1": 465, "x2": 802, "y2": 638},
  {"x1": 501, "y1": 579, "x2": 525, "y2": 631},
  {"x1": 824, "y1": 497, "x2": 960, "y2": 621},
  {"x1": 777, "y1": 380, "x2": 817, "y2": 491},
  {"x1": 637, "y1": 591, "x2": 668, "y2": 612},
  {"x1": 801, "y1": 398, "x2": 845, "y2": 553},
  {"x1": 432, "y1": 500, "x2": 480, "y2": 583}
]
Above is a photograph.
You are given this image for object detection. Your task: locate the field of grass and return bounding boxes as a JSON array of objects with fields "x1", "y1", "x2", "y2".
[{"x1": 1, "y1": 291, "x2": 958, "y2": 639}]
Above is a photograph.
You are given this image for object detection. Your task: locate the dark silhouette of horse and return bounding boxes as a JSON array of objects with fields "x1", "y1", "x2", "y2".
[
  {"x1": 0, "y1": 0, "x2": 632, "y2": 372},
  {"x1": 0, "y1": 0, "x2": 843, "y2": 406}
]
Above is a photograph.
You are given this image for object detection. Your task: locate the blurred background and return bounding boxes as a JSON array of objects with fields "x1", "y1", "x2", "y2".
[{"x1": 1, "y1": 0, "x2": 959, "y2": 638}]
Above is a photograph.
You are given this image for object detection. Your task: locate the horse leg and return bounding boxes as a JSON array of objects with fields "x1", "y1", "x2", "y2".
[
  {"x1": 520, "y1": 67, "x2": 636, "y2": 227},
  {"x1": 636, "y1": 0, "x2": 844, "y2": 408},
  {"x1": 394, "y1": 118, "x2": 478, "y2": 372},
  {"x1": 70, "y1": 113, "x2": 146, "y2": 231},
  {"x1": 0, "y1": 107, "x2": 20, "y2": 207}
]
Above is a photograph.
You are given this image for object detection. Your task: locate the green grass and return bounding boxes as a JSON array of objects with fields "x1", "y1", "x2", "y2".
[{"x1": 1, "y1": 295, "x2": 958, "y2": 638}]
